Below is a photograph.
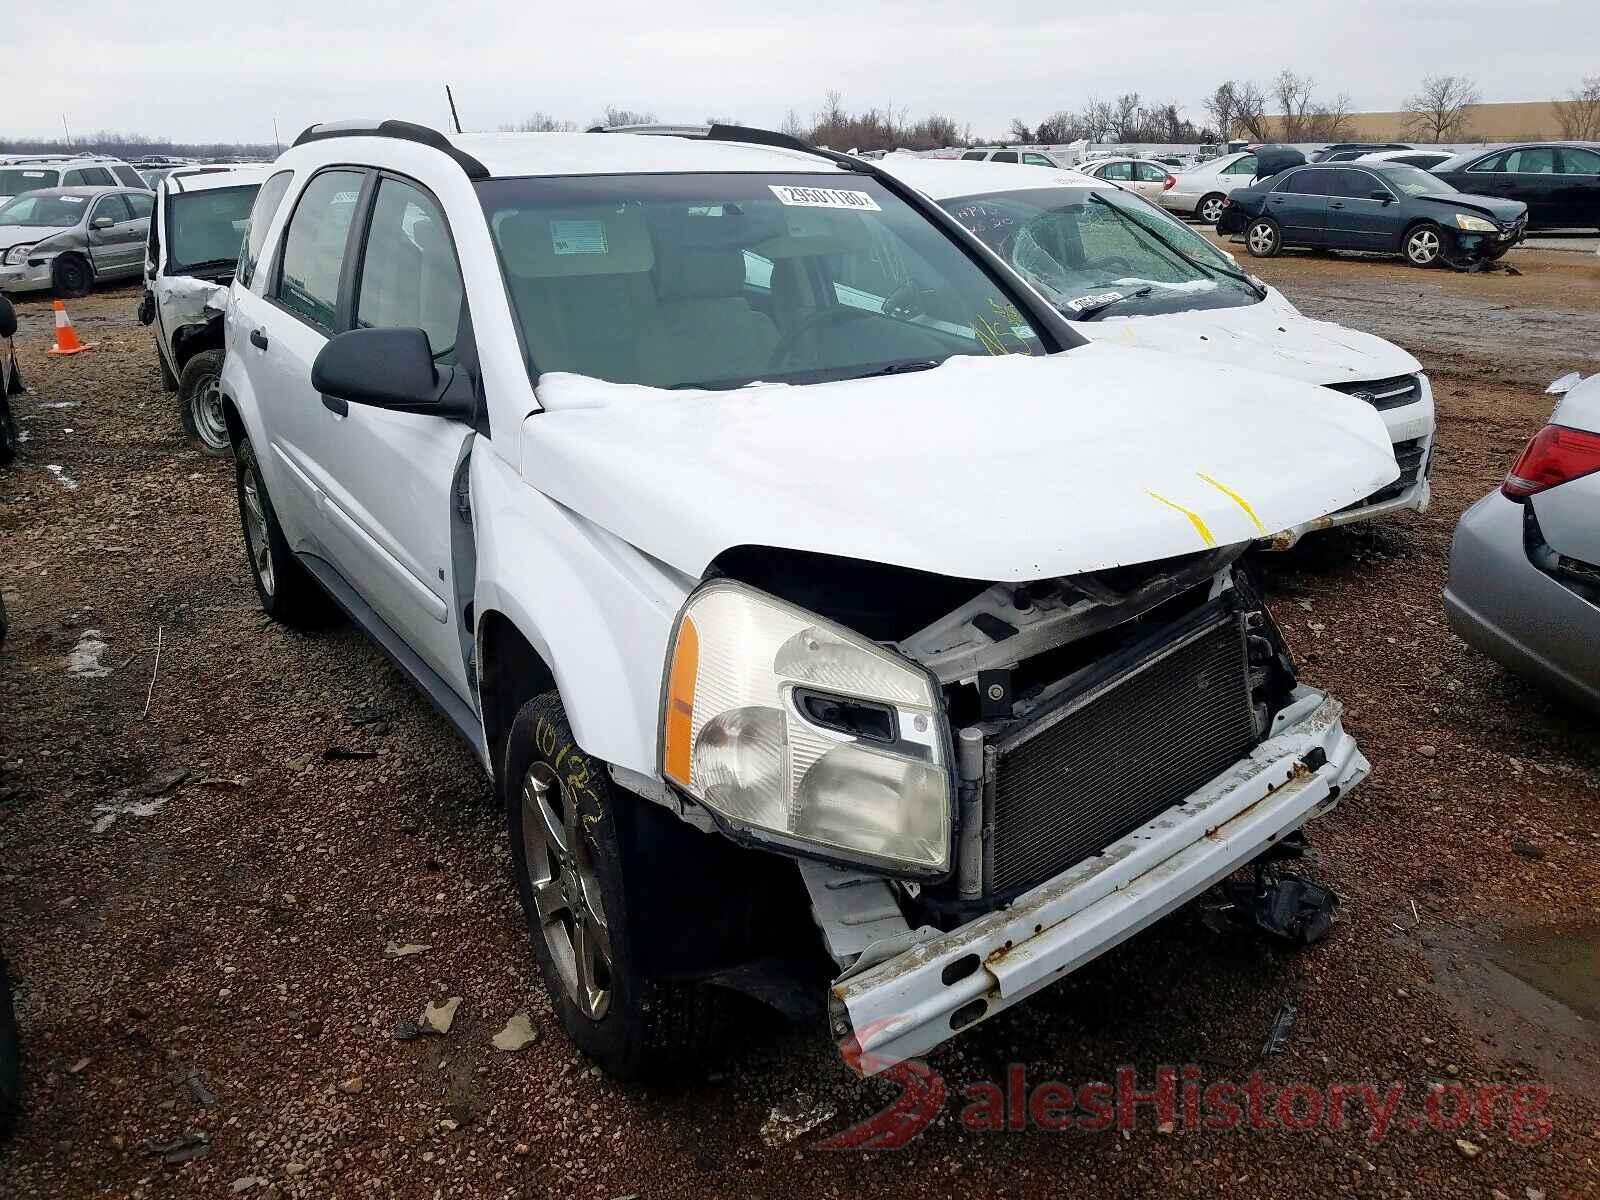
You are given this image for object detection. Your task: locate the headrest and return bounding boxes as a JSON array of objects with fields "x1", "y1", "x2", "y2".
[
  {"x1": 495, "y1": 206, "x2": 654, "y2": 278},
  {"x1": 656, "y1": 244, "x2": 746, "y2": 301}
]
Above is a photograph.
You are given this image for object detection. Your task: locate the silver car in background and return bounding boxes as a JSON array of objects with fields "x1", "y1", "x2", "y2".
[
  {"x1": 1159, "y1": 150, "x2": 1264, "y2": 224},
  {"x1": 1445, "y1": 373, "x2": 1600, "y2": 714},
  {"x1": 0, "y1": 186, "x2": 152, "y2": 297}
]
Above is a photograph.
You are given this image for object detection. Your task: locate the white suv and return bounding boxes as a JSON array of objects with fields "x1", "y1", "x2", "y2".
[
  {"x1": 0, "y1": 154, "x2": 149, "y2": 205},
  {"x1": 221, "y1": 120, "x2": 1395, "y2": 1079}
]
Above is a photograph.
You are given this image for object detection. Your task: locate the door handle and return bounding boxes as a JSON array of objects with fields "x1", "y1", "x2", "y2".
[
  {"x1": 1329, "y1": 201, "x2": 1345, "y2": 209},
  {"x1": 249, "y1": 329, "x2": 269, "y2": 350}
]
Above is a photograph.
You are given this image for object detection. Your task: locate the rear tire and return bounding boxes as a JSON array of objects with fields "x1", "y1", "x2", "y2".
[
  {"x1": 1246, "y1": 217, "x2": 1282, "y2": 258},
  {"x1": 178, "y1": 349, "x2": 229, "y2": 456},
  {"x1": 234, "y1": 435, "x2": 333, "y2": 627},
  {"x1": 0, "y1": 396, "x2": 16, "y2": 467},
  {"x1": 505, "y1": 694, "x2": 731, "y2": 1081},
  {"x1": 1197, "y1": 193, "x2": 1227, "y2": 224},
  {"x1": 51, "y1": 254, "x2": 92, "y2": 299},
  {"x1": 0, "y1": 955, "x2": 20, "y2": 1141},
  {"x1": 1403, "y1": 222, "x2": 1444, "y2": 268}
]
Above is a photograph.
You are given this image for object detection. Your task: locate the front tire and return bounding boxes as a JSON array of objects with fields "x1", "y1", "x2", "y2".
[
  {"x1": 0, "y1": 396, "x2": 16, "y2": 467},
  {"x1": 1246, "y1": 217, "x2": 1282, "y2": 258},
  {"x1": 505, "y1": 694, "x2": 730, "y2": 1080},
  {"x1": 234, "y1": 435, "x2": 332, "y2": 627},
  {"x1": 1404, "y1": 222, "x2": 1444, "y2": 268},
  {"x1": 1197, "y1": 193, "x2": 1227, "y2": 224},
  {"x1": 178, "y1": 349, "x2": 229, "y2": 456},
  {"x1": 51, "y1": 255, "x2": 93, "y2": 299}
]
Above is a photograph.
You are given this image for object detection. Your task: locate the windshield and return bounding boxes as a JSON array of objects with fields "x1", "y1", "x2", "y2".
[
  {"x1": 0, "y1": 168, "x2": 61, "y2": 199},
  {"x1": 166, "y1": 184, "x2": 258, "y2": 273},
  {"x1": 478, "y1": 173, "x2": 1046, "y2": 391},
  {"x1": 1381, "y1": 166, "x2": 1457, "y2": 198},
  {"x1": 0, "y1": 192, "x2": 85, "y2": 227},
  {"x1": 940, "y1": 186, "x2": 1261, "y2": 320}
]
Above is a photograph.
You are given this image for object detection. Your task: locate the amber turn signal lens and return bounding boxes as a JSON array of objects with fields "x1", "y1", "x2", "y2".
[{"x1": 663, "y1": 615, "x2": 699, "y2": 785}]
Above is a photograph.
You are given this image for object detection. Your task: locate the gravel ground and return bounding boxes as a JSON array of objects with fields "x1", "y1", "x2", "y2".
[{"x1": 0, "y1": 254, "x2": 1597, "y2": 1200}]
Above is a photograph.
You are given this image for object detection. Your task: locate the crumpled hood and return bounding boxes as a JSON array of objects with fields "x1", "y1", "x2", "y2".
[
  {"x1": 0, "y1": 224, "x2": 59, "y2": 254},
  {"x1": 1087, "y1": 290, "x2": 1420, "y2": 387},
  {"x1": 520, "y1": 342, "x2": 1399, "y2": 581},
  {"x1": 1420, "y1": 191, "x2": 1527, "y2": 224}
]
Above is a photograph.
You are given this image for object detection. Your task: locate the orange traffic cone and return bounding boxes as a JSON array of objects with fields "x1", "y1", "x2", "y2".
[{"x1": 48, "y1": 300, "x2": 92, "y2": 356}]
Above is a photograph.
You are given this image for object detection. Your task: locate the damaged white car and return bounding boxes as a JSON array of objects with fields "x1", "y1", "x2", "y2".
[
  {"x1": 880, "y1": 155, "x2": 1436, "y2": 548},
  {"x1": 139, "y1": 166, "x2": 269, "y2": 453},
  {"x1": 221, "y1": 121, "x2": 1395, "y2": 1079}
]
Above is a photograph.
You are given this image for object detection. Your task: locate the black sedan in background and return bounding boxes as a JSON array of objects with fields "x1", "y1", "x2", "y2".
[
  {"x1": 1217, "y1": 162, "x2": 1527, "y2": 267},
  {"x1": 1429, "y1": 143, "x2": 1600, "y2": 230}
]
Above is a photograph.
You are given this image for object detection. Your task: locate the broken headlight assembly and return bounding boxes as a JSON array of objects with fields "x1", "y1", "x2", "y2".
[
  {"x1": 2, "y1": 245, "x2": 35, "y2": 267},
  {"x1": 660, "y1": 580, "x2": 953, "y2": 875}
]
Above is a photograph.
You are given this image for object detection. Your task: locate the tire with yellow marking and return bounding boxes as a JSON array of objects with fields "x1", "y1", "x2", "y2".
[{"x1": 504, "y1": 693, "x2": 731, "y2": 1080}]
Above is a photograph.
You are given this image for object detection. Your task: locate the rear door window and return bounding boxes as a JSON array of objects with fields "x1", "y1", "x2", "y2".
[
  {"x1": 1276, "y1": 169, "x2": 1331, "y2": 195},
  {"x1": 1022, "y1": 153, "x2": 1055, "y2": 167},
  {"x1": 1558, "y1": 147, "x2": 1600, "y2": 175},
  {"x1": 1100, "y1": 161, "x2": 1135, "y2": 181},
  {"x1": 990, "y1": 152, "x2": 1018, "y2": 164},
  {"x1": 960, "y1": 151, "x2": 986, "y2": 161},
  {"x1": 64, "y1": 166, "x2": 116, "y2": 186},
  {"x1": 274, "y1": 169, "x2": 365, "y2": 332},
  {"x1": 1504, "y1": 148, "x2": 1557, "y2": 174},
  {"x1": 112, "y1": 165, "x2": 146, "y2": 188},
  {"x1": 1134, "y1": 162, "x2": 1167, "y2": 183}
]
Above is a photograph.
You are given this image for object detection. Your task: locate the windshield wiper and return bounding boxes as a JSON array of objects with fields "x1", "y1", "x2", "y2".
[
  {"x1": 846, "y1": 358, "x2": 943, "y2": 379},
  {"x1": 1067, "y1": 287, "x2": 1153, "y2": 320},
  {"x1": 1085, "y1": 194, "x2": 1267, "y2": 298}
]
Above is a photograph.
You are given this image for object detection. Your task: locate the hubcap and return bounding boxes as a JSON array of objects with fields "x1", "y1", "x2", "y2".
[
  {"x1": 193, "y1": 373, "x2": 229, "y2": 450},
  {"x1": 241, "y1": 469, "x2": 274, "y2": 596},
  {"x1": 521, "y1": 761, "x2": 612, "y2": 1020},
  {"x1": 1409, "y1": 230, "x2": 1439, "y2": 263},
  {"x1": 1249, "y1": 224, "x2": 1275, "y2": 254}
]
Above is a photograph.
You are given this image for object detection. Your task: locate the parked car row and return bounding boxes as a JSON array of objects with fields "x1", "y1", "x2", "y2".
[{"x1": 1163, "y1": 140, "x2": 1599, "y2": 235}]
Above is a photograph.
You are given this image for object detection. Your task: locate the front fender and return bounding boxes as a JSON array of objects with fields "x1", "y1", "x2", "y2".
[{"x1": 471, "y1": 447, "x2": 695, "y2": 776}]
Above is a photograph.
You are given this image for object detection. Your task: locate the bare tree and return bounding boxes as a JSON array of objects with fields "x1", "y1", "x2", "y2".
[
  {"x1": 1111, "y1": 93, "x2": 1143, "y2": 141},
  {"x1": 1271, "y1": 71, "x2": 1316, "y2": 141},
  {"x1": 1008, "y1": 117, "x2": 1034, "y2": 143},
  {"x1": 779, "y1": 108, "x2": 807, "y2": 139},
  {"x1": 1304, "y1": 93, "x2": 1355, "y2": 142},
  {"x1": 1035, "y1": 111, "x2": 1080, "y2": 144},
  {"x1": 590, "y1": 106, "x2": 658, "y2": 129},
  {"x1": 1400, "y1": 75, "x2": 1480, "y2": 142},
  {"x1": 1204, "y1": 82, "x2": 1240, "y2": 140},
  {"x1": 1555, "y1": 76, "x2": 1600, "y2": 140},
  {"x1": 1077, "y1": 98, "x2": 1117, "y2": 142},
  {"x1": 502, "y1": 112, "x2": 575, "y2": 132},
  {"x1": 1233, "y1": 81, "x2": 1269, "y2": 141}
]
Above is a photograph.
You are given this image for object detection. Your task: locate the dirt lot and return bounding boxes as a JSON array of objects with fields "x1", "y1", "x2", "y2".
[{"x1": 1, "y1": 245, "x2": 1597, "y2": 1200}]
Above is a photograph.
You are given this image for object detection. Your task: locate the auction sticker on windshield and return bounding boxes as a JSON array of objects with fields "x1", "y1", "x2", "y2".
[{"x1": 769, "y1": 185, "x2": 882, "y2": 211}]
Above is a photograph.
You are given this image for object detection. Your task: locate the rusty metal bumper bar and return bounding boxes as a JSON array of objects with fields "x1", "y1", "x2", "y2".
[{"x1": 830, "y1": 687, "x2": 1367, "y2": 1076}]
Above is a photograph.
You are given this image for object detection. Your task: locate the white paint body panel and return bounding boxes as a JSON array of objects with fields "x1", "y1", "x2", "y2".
[{"x1": 522, "y1": 343, "x2": 1397, "y2": 582}]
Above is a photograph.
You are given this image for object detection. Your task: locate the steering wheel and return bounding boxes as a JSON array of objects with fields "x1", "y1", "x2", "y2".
[{"x1": 769, "y1": 305, "x2": 879, "y2": 370}]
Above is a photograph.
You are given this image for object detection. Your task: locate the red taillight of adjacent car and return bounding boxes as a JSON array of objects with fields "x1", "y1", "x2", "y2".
[
  {"x1": 1163, "y1": 174, "x2": 1176, "y2": 190},
  {"x1": 1502, "y1": 423, "x2": 1600, "y2": 500}
]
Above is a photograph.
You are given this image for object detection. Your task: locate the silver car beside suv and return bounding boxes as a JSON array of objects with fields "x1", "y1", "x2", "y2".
[{"x1": 0, "y1": 186, "x2": 152, "y2": 297}]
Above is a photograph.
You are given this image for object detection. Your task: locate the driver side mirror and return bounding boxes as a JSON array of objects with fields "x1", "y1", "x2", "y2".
[
  {"x1": 1371, "y1": 191, "x2": 1393, "y2": 204},
  {"x1": 311, "y1": 327, "x2": 476, "y2": 421},
  {"x1": 90, "y1": 215, "x2": 116, "y2": 230}
]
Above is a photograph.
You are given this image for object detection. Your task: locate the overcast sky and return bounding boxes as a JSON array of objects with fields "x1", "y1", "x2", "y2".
[{"x1": 10, "y1": 0, "x2": 1599, "y2": 145}]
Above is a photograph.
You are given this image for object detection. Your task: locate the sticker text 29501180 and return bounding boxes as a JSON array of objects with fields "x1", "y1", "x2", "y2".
[{"x1": 768, "y1": 185, "x2": 882, "y2": 212}]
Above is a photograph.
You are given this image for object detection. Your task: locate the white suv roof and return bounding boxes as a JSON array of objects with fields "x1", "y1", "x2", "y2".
[
  {"x1": 875, "y1": 155, "x2": 1106, "y2": 199},
  {"x1": 160, "y1": 164, "x2": 275, "y2": 194}
]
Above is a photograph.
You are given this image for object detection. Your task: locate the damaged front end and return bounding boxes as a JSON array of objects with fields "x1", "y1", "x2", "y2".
[{"x1": 712, "y1": 546, "x2": 1367, "y2": 1074}]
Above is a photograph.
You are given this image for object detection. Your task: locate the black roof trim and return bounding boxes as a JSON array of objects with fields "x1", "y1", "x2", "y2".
[{"x1": 291, "y1": 120, "x2": 489, "y2": 180}]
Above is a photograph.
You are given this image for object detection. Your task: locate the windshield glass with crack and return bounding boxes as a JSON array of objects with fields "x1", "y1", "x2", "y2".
[
  {"x1": 941, "y1": 185, "x2": 1262, "y2": 320},
  {"x1": 167, "y1": 184, "x2": 258, "y2": 274},
  {"x1": 478, "y1": 173, "x2": 1046, "y2": 390}
]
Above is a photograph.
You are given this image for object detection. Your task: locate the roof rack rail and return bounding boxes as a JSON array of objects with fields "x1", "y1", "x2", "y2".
[
  {"x1": 585, "y1": 122, "x2": 870, "y2": 174},
  {"x1": 291, "y1": 120, "x2": 489, "y2": 180}
]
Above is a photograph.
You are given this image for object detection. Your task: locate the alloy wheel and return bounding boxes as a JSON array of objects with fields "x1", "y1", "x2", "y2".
[
  {"x1": 1248, "y1": 223, "x2": 1277, "y2": 256},
  {"x1": 1200, "y1": 196, "x2": 1224, "y2": 223},
  {"x1": 1407, "y1": 228, "x2": 1440, "y2": 265},
  {"x1": 521, "y1": 761, "x2": 612, "y2": 1020},
  {"x1": 240, "y1": 470, "x2": 275, "y2": 597}
]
